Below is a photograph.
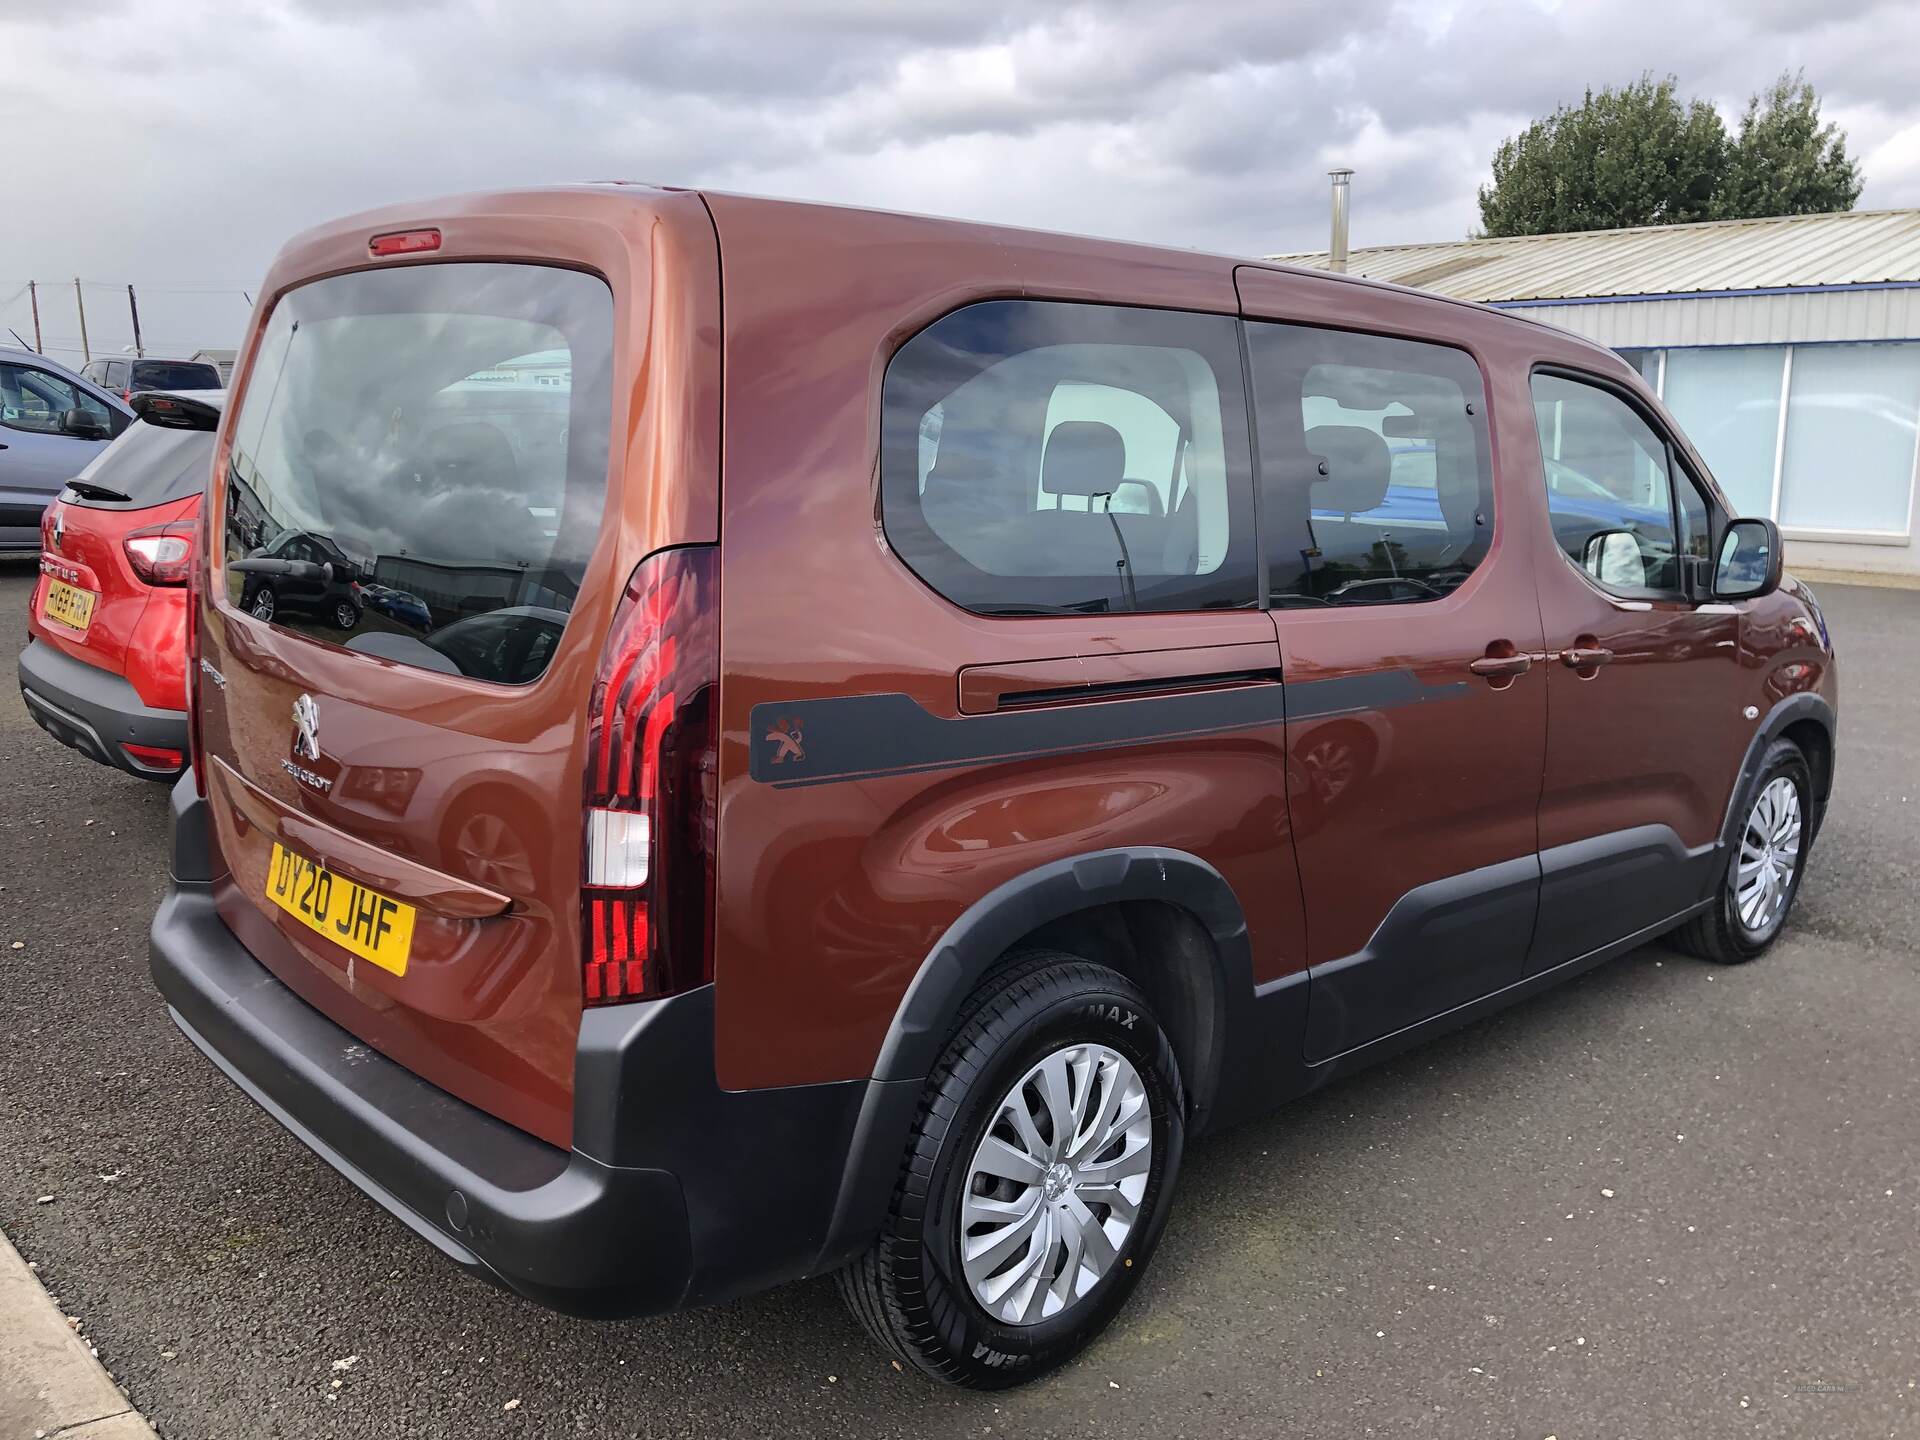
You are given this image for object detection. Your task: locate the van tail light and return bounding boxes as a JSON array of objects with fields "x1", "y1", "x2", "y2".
[
  {"x1": 582, "y1": 546, "x2": 718, "y2": 1006},
  {"x1": 124, "y1": 522, "x2": 196, "y2": 586},
  {"x1": 184, "y1": 506, "x2": 208, "y2": 797}
]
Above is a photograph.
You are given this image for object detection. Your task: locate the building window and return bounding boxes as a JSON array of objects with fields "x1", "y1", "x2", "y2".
[
  {"x1": 1618, "y1": 340, "x2": 1920, "y2": 541},
  {"x1": 1660, "y1": 347, "x2": 1784, "y2": 520},
  {"x1": 1778, "y1": 343, "x2": 1920, "y2": 536}
]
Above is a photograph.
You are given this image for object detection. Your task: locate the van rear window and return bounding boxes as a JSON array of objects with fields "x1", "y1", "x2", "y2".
[{"x1": 222, "y1": 263, "x2": 613, "y2": 685}]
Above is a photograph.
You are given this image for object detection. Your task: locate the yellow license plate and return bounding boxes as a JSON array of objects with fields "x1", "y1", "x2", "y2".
[
  {"x1": 42, "y1": 579, "x2": 96, "y2": 634},
  {"x1": 265, "y1": 842, "x2": 416, "y2": 976}
]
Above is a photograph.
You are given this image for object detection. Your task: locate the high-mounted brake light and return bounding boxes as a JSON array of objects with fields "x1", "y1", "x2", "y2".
[
  {"x1": 124, "y1": 522, "x2": 196, "y2": 586},
  {"x1": 582, "y1": 547, "x2": 718, "y2": 1005},
  {"x1": 369, "y1": 228, "x2": 442, "y2": 257}
]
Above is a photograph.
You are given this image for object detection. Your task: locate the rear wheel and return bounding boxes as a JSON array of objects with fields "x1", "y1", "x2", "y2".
[
  {"x1": 250, "y1": 587, "x2": 276, "y2": 623},
  {"x1": 1678, "y1": 738, "x2": 1812, "y2": 963},
  {"x1": 838, "y1": 952, "x2": 1184, "y2": 1387},
  {"x1": 332, "y1": 598, "x2": 360, "y2": 631}
]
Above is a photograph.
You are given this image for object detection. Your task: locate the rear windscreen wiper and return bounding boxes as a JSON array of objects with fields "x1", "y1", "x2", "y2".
[{"x1": 63, "y1": 479, "x2": 132, "y2": 502}]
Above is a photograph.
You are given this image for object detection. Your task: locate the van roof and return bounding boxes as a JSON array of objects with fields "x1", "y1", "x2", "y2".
[{"x1": 263, "y1": 183, "x2": 1632, "y2": 379}]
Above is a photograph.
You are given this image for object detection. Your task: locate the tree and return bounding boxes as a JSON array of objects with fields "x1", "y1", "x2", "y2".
[
  {"x1": 1717, "y1": 72, "x2": 1863, "y2": 220},
  {"x1": 1477, "y1": 75, "x2": 1726, "y2": 237},
  {"x1": 1477, "y1": 72, "x2": 1861, "y2": 237}
]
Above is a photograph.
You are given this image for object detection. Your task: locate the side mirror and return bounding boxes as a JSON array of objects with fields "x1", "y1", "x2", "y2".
[
  {"x1": 1581, "y1": 529, "x2": 1644, "y2": 588},
  {"x1": 59, "y1": 408, "x2": 111, "y2": 442},
  {"x1": 1714, "y1": 517, "x2": 1783, "y2": 600}
]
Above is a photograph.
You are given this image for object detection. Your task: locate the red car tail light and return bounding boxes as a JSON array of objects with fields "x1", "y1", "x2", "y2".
[
  {"x1": 124, "y1": 522, "x2": 196, "y2": 586},
  {"x1": 581, "y1": 546, "x2": 718, "y2": 1005}
]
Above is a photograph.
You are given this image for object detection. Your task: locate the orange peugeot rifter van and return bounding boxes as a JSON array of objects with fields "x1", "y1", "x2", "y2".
[{"x1": 152, "y1": 185, "x2": 1836, "y2": 1385}]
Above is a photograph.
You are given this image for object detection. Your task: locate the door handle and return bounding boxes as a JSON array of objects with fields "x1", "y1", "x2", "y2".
[
  {"x1": 1561, "y1": 646, "x2": 1614, "y2": 669},
  {"x1": 1469, "y1": 653, "x2": 1532, "y2": 679}
]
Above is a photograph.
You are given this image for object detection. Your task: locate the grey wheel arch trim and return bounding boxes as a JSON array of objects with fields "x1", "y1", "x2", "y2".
[{"x1": 810, "y1": 846, "x2": 1258, "y2": 1278}]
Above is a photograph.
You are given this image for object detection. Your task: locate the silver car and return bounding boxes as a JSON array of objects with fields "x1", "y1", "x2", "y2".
[{"x1": 0, "y1": 346, "x2": 134, "y2": 552}]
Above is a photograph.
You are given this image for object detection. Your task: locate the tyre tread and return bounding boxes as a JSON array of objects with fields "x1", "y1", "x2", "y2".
[{"x1": 836, "y1": 949, "x2": 1181, "y2": 1386}]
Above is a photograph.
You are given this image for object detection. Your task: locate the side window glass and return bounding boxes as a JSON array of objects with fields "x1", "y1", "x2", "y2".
[
  {"x1": 1675, "y1": 463, "x2": 1713, "y2": 572},
  {"x1": 0, "y1": 364, "x2": 105, "y2": 434},
  {"x1": 881, "y1": 301, "x2": 1255, "y2": 614},
  {"x1": 1249, "y1": 324, "x2": 1494, "y2": 607},
  {"x1": 1530, "y1": 374, "x2": 1680, "y2": 596}
]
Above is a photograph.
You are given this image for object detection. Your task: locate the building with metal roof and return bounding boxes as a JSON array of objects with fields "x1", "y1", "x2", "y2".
[{"x1": 1274, "y1": 209, "x2": 1920, "y2": 577}]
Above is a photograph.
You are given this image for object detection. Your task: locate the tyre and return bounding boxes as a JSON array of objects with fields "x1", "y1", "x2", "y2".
[
  {"x1": 838, "y1": 951, "x2": 1185, "y2": 1387},
  {"x1": 250, "y1": 587, "x2": 276, "y2": 622},
  {"x1": 1678, "y1": 737, "x2": 1813, "y2": 963},
  {"x1": 333, "y1": 599, "x2": 360, "y2": 631}
]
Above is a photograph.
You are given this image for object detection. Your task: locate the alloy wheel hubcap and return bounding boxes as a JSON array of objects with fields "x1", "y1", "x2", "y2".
[
  {"x1": 1735, "y1": 775, "x2": 1802, "y2": 934},
  {"x1": 959, "y1": 1042, "x2": 1151, "y2": 1326}
]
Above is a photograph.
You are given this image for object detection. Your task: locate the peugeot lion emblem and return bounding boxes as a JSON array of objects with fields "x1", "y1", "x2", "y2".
[
  {"x1": 292, "y1": 694, "x2": 322, "y2": 762},
  {"x1": 50, "y1": 508, "x2": 63, "y2": 553}
]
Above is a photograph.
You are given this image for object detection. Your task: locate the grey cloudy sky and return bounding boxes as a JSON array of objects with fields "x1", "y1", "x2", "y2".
[{"x1": 6, "y1": 0, "x2": 1920, "y2": 365}]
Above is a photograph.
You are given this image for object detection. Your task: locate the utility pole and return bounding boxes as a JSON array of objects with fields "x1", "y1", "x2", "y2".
[
  {"x1": 73, "y1": 278, "x2": 90, "y2": 364},
  {"x1": 28, "y1": 281, "x2": 42, "y2": 352},
  {"x1": 127, "y1": 284, "x2": 145, "y2": 358}
]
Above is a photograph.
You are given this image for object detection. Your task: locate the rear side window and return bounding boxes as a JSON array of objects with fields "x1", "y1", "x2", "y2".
[
  {"x1": 1248, "y1": 323, "x2": 1494, "y2": 607},
  {"x1": 223, "y1": 263, "x2": 613, "y2": 685},
  {"x1": 132, "y1": 361, "x2": 219, "y2": 391},
  {"x1": 73, "y1": 420, "x2": 216, "y2": 505},
  {"x1": 882, "y1": 300, "x2": 1256, "y2": 614}
]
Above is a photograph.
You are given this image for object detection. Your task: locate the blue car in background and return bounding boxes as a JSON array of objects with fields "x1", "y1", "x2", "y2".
[{"x1": 352, "y1": 580, "x2": 435, "y2": 632}]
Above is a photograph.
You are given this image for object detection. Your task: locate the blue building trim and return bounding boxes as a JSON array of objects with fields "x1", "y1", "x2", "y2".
[{"x1": 1490, "y1": 280, "x2": 1920, "y2": 309}]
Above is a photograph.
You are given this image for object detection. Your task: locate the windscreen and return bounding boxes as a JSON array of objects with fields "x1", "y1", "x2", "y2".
[{"x1": 221, "y1": 263, "x2": 614, "y2": 685}]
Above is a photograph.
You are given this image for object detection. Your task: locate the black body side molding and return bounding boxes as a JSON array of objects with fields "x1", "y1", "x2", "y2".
[{"x1": 1301, "y1": 853, "x2": 1539, "y2": 1063}]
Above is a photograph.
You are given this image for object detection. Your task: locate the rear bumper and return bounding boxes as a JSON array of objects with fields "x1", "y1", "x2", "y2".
[
  {"x1": 149, "y1": 774, "x2": 900, "y2": 1318},
  {"x1": 17, "y1": 636, "x2": 186, "y2": 779}
]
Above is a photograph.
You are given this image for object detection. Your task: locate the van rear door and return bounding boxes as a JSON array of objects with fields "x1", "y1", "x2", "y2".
[{"x1": 194, "y1": 198, "x2": 720, "y2": 1149}]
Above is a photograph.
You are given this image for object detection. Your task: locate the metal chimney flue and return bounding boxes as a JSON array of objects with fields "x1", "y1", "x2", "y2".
[{"x1": 1327, "y1": 168, "x2": 1353, "y2": 273}]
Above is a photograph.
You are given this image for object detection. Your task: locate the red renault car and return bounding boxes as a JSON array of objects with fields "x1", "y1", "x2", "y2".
[
  {"x1": 20, "y1": 391, "x2": 222, "y2": 780},
  {"x1": 150, "y1": 187, "x2": 1835, "y2": 1387}
]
